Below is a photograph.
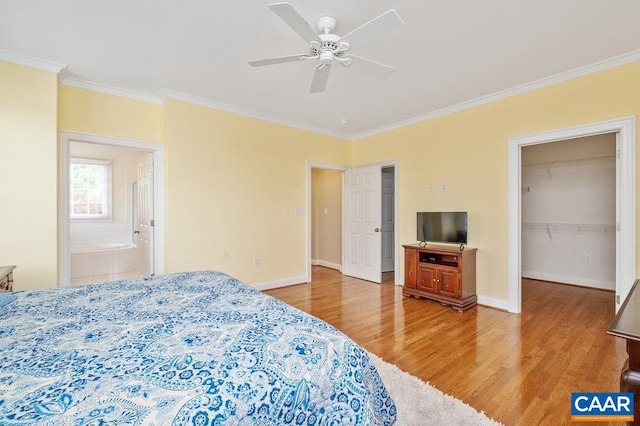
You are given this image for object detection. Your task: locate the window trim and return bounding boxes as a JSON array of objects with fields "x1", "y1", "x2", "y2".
[{"x1": 69, "y1": 157, "x2": 112, "y2": 221}]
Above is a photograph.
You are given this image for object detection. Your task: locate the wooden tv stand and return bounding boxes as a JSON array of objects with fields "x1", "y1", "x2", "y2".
[{"x1": 403, "y1": 244, "x2": 477, "y2": 312}]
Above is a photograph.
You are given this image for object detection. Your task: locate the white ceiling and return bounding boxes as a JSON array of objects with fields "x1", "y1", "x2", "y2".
[{"x1": 2, "y1": 0, "x2": 640, "y2": 139}]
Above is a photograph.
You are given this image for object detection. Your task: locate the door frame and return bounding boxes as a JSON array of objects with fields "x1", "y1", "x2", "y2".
[
  {"x1": 306, "y1": 160, "x2": 401, "y2": 284},
  {"x1": 507, "y1": 116, "x2": 636, "y2": 313},
  {"x1": 306, "y1": 161, "x2": 349, "y2": 282},
  {"x1": 59, "y1": 131, "x2": 165, "y2": 286}
]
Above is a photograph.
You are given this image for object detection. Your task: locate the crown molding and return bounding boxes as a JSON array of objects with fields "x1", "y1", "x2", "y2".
[
  {"x1": 160, "y1": 89, "x2": 351, "y2": 140},
  {"x1": 0, "y1": 49, "x2": 66, "y2": 74},
  {"x1": 352, "y1": 49, "x2": 640, "y2": 140},
  {"x1": 61, "y1": 77, "x2": 163, "y2": 105},
  {"x1": 4, "y1": 46, "x2": 638, "y2": 142}
]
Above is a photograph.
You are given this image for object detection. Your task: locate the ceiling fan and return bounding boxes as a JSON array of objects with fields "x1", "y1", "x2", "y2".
[{"x1": 248, "y1": 2, "x2": 404, "y2": 93}]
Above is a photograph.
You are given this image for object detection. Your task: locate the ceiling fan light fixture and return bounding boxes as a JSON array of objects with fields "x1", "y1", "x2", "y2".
[{"x1": 319, "y1": 50, "x2": 334, "y2": 66}]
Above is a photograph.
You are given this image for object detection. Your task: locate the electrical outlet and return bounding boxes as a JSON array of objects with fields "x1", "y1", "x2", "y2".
[
  {"x1": 428, "y1": 184, "x2": 434, "y2": 192},
  {"x1": 253, "y1": 257, "x2": 260, "y2": 267},
  {"x1": 585, "y1": 255, "x2": 591, "y2": 263},
  {"x1": 441, "y1": 182, "x2": 448, "y2": 192}
]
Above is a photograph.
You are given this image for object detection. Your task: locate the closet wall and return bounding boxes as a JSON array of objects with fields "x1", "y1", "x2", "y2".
[
  {"x1": 521, "y1": 134, "x2": 616, "y2": 290},
  {"x1": 311, "y1": 168, "x2": 342, "y2": 270}
]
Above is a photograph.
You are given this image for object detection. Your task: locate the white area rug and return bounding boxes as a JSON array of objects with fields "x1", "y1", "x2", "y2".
[{"x1": 370, "y1": 354, "x2": 502, "y2": 426}]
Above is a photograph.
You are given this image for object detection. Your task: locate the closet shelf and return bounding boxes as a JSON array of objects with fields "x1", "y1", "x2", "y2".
[
  {"x1": 522, "y1": 155, "x2": 615, "y2": 168},
  {"x1": 522, "y1": 154, "x2": 616, "y2": 179},
  {"x1": 522, "y1": 222, "x2": 616, "y2": 240}
]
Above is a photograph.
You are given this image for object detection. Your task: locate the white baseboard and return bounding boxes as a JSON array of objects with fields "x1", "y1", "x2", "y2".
[
  {"x1": 252, "y1": 273, "x2": 512, "y2": 312},
  {"x1": 522, "y1": 271, "x2": 615, "y2": 291},
  {"x1": 311, "y1": 259, "x2": 342, "y2": 271},
  {"x1": 476, "y1": 294, "x2": 509, "y2": 311},
  {"x1": 252, "y1": 275, "x2": 307, "y2": 291}
]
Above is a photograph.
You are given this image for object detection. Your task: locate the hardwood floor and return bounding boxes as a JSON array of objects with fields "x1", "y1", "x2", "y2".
[{"x1": 265, "y1": 266, "x2": 628, "y2": 426}]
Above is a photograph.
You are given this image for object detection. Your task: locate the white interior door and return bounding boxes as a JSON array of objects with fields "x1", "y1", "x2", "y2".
[
  {"x1": 136, "y1": 155, "x2": 154, "y2": 276},
  {"x1": 343, "y1": 166, "x2": 382, "y2": 283}
]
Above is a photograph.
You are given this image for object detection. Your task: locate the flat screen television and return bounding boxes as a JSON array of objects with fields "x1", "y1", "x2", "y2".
[{"x1": 417, "y1": 212, "x2": 468, "y2": 245}]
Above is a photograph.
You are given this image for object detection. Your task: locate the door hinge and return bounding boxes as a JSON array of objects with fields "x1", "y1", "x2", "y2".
[
  {"x1": 617, "y1": 295, "x2": 620, "y2": 304},
  {"x1": 150, "y1": 219, "x2": 155, "y2": 227},
  {"x1": 617, "y1": 148, "x2": 621, "y2": 159},
  {"x1": 617, "y1": 222, "x2": 620, "y2": 232}
]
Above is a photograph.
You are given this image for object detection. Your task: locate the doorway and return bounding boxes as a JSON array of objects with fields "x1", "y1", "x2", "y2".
[
  {"x1": 382, "y1": 167, "x2": 395, "y2": 273},
  {"x1": 306, "y1": 160, "x2": 399, "y2": 285},
  {"x1": 508, "y1": 117, "x2": 636, "y2": 313},
  {"x1": 311, "y1": 167, "x2": 343, "y2": 271},
  {"x1": 59, "y1": 132, "x2": 165, "y2": 286},
  {"x1": 521, "y1": 135, "x2": 616, "y2": 290},
  {"x1": 307, "y1": 162, "x2": 348, "y2": 281}
]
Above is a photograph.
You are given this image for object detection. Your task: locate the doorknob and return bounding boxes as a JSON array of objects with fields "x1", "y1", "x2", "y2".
[
  {"x1": 374, "y1": 228, "x2": 381, "y2": 232},
  {"x1": 134, "y1": 230, "x2": 140, "y2": 234}
]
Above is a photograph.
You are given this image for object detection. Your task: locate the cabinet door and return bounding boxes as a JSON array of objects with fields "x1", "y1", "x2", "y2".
[
  {"x1": 438, "y1": 268, "x2": 460, "y2": 298},
  {"x1": 404, "y1": 249, "x2": 417, "y2": 289},
  {"x1": 417, "y1": 264, "x2": 437, "y2": 292}
]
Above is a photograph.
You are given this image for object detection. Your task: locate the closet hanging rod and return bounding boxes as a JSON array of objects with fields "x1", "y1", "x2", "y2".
[{"x1": 522, "y1": 222, "x2": 616, "y2": 233}]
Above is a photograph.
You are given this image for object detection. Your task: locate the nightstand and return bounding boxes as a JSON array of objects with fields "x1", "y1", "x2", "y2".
[{"x1": 0, "y1": 265, "x2": 16, "y2": 292}]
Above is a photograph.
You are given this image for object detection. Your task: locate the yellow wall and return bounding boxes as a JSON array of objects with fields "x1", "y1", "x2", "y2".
[
  {"x1": 58, "y1": 85, "x2": 164, "y2": 143},
  {"x1": 311, "y1": 168, "x2": 342, "y2": 266},
  {"x1": 0, "y1": 62, "x2": 58, "y2": 290},
  {"x1": 57, "y1": 84, "x2": 350, "y2": 289},
  {"x1": 352, "y1": 60, "x2": 640, "y2": 301},
  {"x1": 163, "y1": 99, "x2": 350, "y2": 284},
  {"x1": 5, "y1": 56, "x2": 640, "y2": 299}
]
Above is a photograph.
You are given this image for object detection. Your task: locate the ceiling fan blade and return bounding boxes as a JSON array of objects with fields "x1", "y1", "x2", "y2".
[
  {"x1": 339, "y1": 10, "x2": 404, "y2": 48},
  {"x1": 248, "y1": 54, "x2": 308, "y2": 67},
  {"x1": 310, "y1": 65, "x2": 331, "y2": 93},
  {"x1": 269, "y1": 2, "x2": 321, "y2": 43},
  {"x1": 344, "y1": 55, "x2": 396, "y2": 79}
]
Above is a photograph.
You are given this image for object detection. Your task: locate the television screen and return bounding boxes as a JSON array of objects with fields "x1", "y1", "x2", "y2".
[{"x1": 417, "y1": 212, "x2": 468, "y2": 244}]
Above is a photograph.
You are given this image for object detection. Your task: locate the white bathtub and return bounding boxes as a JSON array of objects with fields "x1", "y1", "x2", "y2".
[{"x1": 70, "y1": 243, "x2": 139, "y2": 278}]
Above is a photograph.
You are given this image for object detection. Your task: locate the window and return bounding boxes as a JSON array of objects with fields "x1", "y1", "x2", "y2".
[{"x1": 70, "y1": 158, "x2": 111, "y2": 220}]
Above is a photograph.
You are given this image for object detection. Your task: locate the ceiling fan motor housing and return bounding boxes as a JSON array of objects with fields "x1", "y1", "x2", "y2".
[{"x1": 310, "y1": 33, "x2": 345, "y2": 58}]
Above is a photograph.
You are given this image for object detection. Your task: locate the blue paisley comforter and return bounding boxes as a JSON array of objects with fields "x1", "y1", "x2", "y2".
[{"x1": 0, "y1": 271, "x2": 396, "y2": 425}]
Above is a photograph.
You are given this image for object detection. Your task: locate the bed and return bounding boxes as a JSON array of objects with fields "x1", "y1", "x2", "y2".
[{"x1": 0, "y1": 271, "x2": 396, "y2": 425}]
